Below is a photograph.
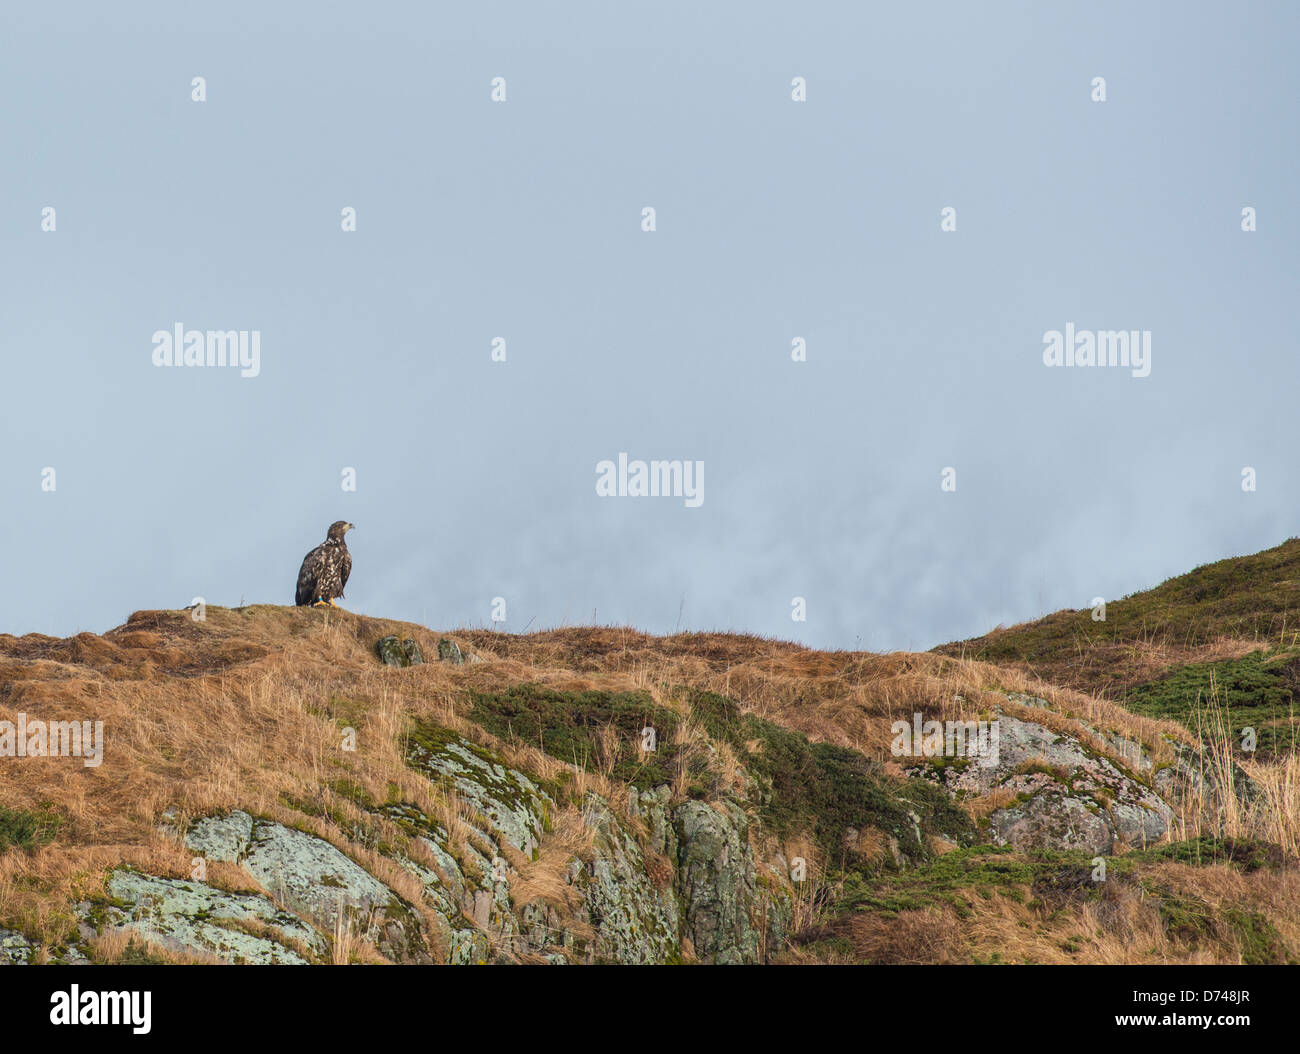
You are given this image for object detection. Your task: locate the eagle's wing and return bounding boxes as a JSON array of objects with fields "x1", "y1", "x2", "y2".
[
  {"x1": 339, "y1": 549, "x2": 352, "y2": 596},
  {"x1": 296, "y1": 544, "x2": 325, "y2": 606}
]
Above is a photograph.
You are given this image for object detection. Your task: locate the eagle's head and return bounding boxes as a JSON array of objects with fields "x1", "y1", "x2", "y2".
[{"x1": 327, "y1": 520, "x2": 354, "y2": 542}]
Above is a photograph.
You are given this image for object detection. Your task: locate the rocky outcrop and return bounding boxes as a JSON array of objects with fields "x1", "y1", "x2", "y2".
[
  {"x1": 52, "y1": 719, "x2": 796, "y2": 965},
  {"x1": 402, "y1": 727, "x2": 772, "y2": 963},
  {"x1": 184, "y1": 812, "x2": 430, "y2": 962},
  {"x1": 908, "y1": 708, "x2": 1175, "y2": 854},
  {"x1": 674, "y1": 800, "x2": 760, "y2": 963},
  {"x1": 376, "y1": 636, "x2": 424, "y2": 668},
  {"x1": 1007, "y1": 691, "x2": 1260, "y2": 815},
  {"x1": 572, "y1": 796, "x2": 680, "y2": 963}
]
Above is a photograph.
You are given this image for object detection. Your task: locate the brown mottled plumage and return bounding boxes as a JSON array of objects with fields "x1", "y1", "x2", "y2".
[{"x1": 295, "y1": 521, "x2": 354, "y2": 607}]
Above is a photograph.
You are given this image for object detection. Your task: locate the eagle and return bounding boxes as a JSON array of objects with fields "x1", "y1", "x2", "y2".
[{"x1": 295, "y1": 521, "x2": 354, "y2": 608}]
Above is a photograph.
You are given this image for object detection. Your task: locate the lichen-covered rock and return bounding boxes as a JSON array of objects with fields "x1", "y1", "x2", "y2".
[
  {"x1": 183, "y1": 813, "x2": 429, "y2": 962},
  {"x1": 89, "y1": 748, "x2": 796, "y2": 966},
  {"x1": 394, "y1": 745, "x2": 686, "y2": 964},
  {"x1": 376, "y1": 636, "x2": 405, "y2": 667},
  {"x1": 100, "y1": 870, "x2": 326, "y2": 964},
  {"x1": 629, "y1": 784, "x2": 678, "y2": 860},
  {"x1": 394, "y1": 846, "x2": 493, "y2": 964},
  {"x1": 574, "y1": 795, "x2": 680, "y2": 964},
  {"x1": 0, "y1": 928, "x2": 34, "y2": 965},
  {"x1": 437, "y1": 639, "x2": 463, "y2": 664},
  {"x1": 674, "y1": 800, "x2": 760, "y2": 964},
  {"x1": 186, "y1": 810, "x2": 255, "y2": 861},
  {"x1": 406, "y1": 727, "x2": 550, "y2": 854},
  {"x1": 516, "y1": 899, "x2": 577, "y2": 961},
  {"x1": 759, "y1": 867, "x2": 795, "y2": 956},
  {"x1": 1007, "y1": 695, "x2": 1262, "y2": 843},
  {"x1": 376, "y1": 636, "x2": 424, "y2": 668},
  {"x1": 989, "y1": 789, "x2": 1118, "y2": 854},
  {"x1": 908, "y1": 713, "x2": 1174, "y2": 853}
]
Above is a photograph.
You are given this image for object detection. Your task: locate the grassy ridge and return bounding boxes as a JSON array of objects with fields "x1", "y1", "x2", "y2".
[
  {"x1": 935, "y1": 537, "x2": 1300, "y2": 754},
  {"x1": 938, "y1": 538, "x2": 1300, "y2": 677}
]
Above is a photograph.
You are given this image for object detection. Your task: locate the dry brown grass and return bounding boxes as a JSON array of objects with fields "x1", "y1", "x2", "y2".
[
  {"x1": 88, "y1": 926, "x2": 218, "y2": 965},
  {"x1": 847, "y1": 906, "x2": 967, "y2": 964},
  {"x1": 508, "y1": 809, "x2": 592, "y2": 913},
  {"x1": 785, "y1": 856, "x2": 1300, "y2": 966},
  {"x1": 1166, "y1": 683, "x2": 1300, "y2": 854}
]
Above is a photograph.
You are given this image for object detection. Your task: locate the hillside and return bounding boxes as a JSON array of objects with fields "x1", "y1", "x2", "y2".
[
  {"x1": 0, "y1": 604, "x2": 1296, "y2": 965},
  {"x1": 937, "y1": 538, "x2": 1300, "y2": 758}
]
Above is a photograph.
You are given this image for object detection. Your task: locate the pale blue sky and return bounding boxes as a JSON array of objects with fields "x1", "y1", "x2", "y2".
[{"x1": 2, "y1": 1, "x2": 1297, "y2": 649}]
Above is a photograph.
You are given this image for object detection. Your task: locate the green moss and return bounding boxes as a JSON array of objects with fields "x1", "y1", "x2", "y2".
[
  {"x1": 834, "y1": 844, "x2": 1147, "y2": 927},
  {"x1": 377, "y1": 801, "x2": 442, "y2": 841},
  {"x1": 839, "y1": 845, "x2": 1037, "y2": 915},
  {"x1": 922, "y1": 755, "x2": 973, "y2": 773},
  {"x1": 1155, "y1": 888, "x2": 1215, "y2": 945},
  {"x1": 464, "y1": 685, "x2": 685, "y2": 791},
  {"x1": 1144, "y1": 885, "x2": 1293, "y2": 962}
]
